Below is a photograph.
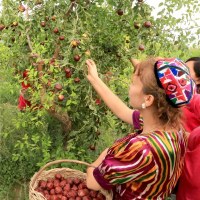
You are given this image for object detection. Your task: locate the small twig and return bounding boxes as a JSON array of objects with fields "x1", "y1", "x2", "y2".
[
  {"x1": 66, "y1": 1, "x2": 76, "y2": 17},
  {"x1": 36, "y1": 61, "x2": 46, "y2": 105},
  {"x1": 85, "y1": 0, "x2": 91, "y2": 6},
  {"x1": 25, "y1": 4, "x2": 30, "y2": 20},
  {"x1": 75, "y1": 4, "x2": 79, "y2": 22},
  {"x1": 26, "y1": 28, "x2": 33, "y2": 52},
  {"x1": 180, "y1": 25, "x2": 200, "y2": 30},
  {"x1": 52, "y1": 43, "x2": 60, "y2": 59},
  {"x1": 1, "y1": 103, "x2": 17, "y2": 109},
  {"x1": 48, "y1": 106, "x2": 72, "y2": 131}
]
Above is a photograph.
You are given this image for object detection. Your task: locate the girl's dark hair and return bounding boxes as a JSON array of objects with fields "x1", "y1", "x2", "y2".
[
  {"x1": 186, "y1": 57, "x2": 200, "y2": 78},
  {"x1": 137, "y1": 58, "x2": 183, "y2": 130}
]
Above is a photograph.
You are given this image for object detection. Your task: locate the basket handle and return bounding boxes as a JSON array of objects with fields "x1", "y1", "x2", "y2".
[{"x1": 31, "y1": 159, "x2": 95, "y2": 187}]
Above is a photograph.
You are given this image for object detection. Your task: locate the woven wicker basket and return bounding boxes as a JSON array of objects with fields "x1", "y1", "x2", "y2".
[{"x1": 29, "y1": 159, "x2": 113, "y2": 200}]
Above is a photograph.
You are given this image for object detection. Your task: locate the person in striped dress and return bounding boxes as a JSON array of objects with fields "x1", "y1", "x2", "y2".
[{"x1": 86, "y1": 58, "x2": 196, "y2": 199}]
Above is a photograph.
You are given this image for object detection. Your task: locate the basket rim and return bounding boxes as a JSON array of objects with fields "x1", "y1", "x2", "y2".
[
  {"x1": 29, "y1": 167, "x2": 88, "y2": 200},
  {"x1": 29, "y1": 160, "x2": 113, "y2": 200},
  {"x1": 30, "y1": 167, "x2": 86, "y2": 187}
]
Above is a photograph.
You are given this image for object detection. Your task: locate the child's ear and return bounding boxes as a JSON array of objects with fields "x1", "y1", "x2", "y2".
[{"x1": 145, "y1": 95, "x2": 154, "y2": 108}]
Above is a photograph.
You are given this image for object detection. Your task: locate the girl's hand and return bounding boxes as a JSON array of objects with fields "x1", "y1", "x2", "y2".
[
  {"x1": 86, "y1": 148, "x2": 109, "y2": 190},
  {"x1": 86, "y1": 59, "x2": 99, "y2": 82}
]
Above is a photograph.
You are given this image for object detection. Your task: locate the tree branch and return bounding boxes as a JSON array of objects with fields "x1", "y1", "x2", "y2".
[
  {"x1": 85, "y1": 0, "x2": 91, "y2": 6},
  {"x1": 26, "y1": 28, "x2": 33, "y2": 52},
  {"x1": 48, "y1": 106, "x2": 72, "y2": 131},
  {"x1": 26, "y1": 25, "x2": 71, "y2": 133},
  {"x1": 52, "y1": 43, "x2": 60, "y2": 59},
  {"x1": 36, "y1": 60, "x2": 46, "y2": 105},
  {"x1": 66, "y1": 1, "x2": 76, "y2": 17}
]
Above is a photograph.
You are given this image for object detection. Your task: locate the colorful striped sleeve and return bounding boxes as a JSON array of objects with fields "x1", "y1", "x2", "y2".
[
  {"x1": 93, "y1": 136, "x2": 157, "y2": 190},
  {"x1": 132, "y1": 110, "x2": 143, "y2": 131}
]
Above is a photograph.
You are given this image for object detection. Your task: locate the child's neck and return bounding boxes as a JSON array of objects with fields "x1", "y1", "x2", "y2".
[{"x1": 140, "y1": 109, "x2": 164, "y2": 133}]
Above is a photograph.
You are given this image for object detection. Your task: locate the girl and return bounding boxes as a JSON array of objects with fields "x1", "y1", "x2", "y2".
[{"x1": 86, "y1": 58, "x2": 195, "y2": 199}]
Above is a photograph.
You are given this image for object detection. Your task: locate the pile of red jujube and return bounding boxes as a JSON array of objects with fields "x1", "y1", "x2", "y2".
[{"x1": 34, "y1": 173, "x2": 106, "y2": 200}]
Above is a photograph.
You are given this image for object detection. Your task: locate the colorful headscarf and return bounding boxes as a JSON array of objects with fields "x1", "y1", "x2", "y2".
[{"x1": 154, "y1": 58, "x2": 196, "y2": 107}]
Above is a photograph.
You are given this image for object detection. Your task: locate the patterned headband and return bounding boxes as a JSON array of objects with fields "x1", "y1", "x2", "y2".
[{"x1": 154, "y1": 58, "x2": 196, "y2": 107}]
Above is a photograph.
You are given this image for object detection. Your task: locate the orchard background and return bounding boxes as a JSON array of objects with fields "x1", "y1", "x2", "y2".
[{"x1": 0, "y1": 0, "x2": 200, "y2": 199}]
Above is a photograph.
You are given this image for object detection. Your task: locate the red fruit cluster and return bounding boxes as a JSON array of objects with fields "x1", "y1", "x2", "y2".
[
  {"x1": 53, "y1": 28, "x2": 59, "y2": 34},
  {"x1": 104, "y1": 71, "x2": 113, "y2": 82},
  {"x1": 18, "y1": 4, "x2": 25, "y2": 12},
  {"x1": 51, "y1": 15, "x2": 56, "y2": 21},
  {"x1": 74, "y1": 77, "x2": 80, "y2": 83},
  {"x1": 138, "y1": 44, "x2": 145, "y2": 51},
  {"x1": 117, "y1": 9, "x2": 123, "y2": 16},
  {"x1": 65, "y1": 68, "x2": 72, "y2": 78},
  {"x1": 89, "y1": 145, "x2": 96, "y2": 151},
  {"x1": 40, "y1": 21, "x2": 46, "y2": 27},
  {"x1": 58, "y1": 94, "x2": 64, "y2": 101},
  {"x1": 0, "y1": 24, "x2": 5, "y2": 31},
  {"x1": 143, "y1": 21, "x2": 152, "y2": 28},
  {"x1": 95, "y1": 99, "x2": 101, "y2": 105},
  {"x1": 134, "y1": 22, "x2": 140, "y2": 29},
  {"x1": 54, "y1": 83, "x2": 63, "y2": 90},
  {"x1": 74, "y1": 55, "x2": 81, "y2": 62},
  {"x1": 59, "y1": 36, "x2": 65, "y2": 41},
  {"x1": 23, "y1": 69, "x2": 29, "y2": 78},
  {"x1": 12, "y1": 21, "x2": 18, "y2": 26},
  {"x1": 71, "y1": 40, "x2": 80, "y2": 48},
  {"x1": 34, "y1": 174, "x2": 106, "y2": 200}
]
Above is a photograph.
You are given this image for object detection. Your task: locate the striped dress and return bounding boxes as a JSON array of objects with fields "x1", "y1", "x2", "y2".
[{"x1": 93, "y1": 111, "x2": 188, "y2": 199}]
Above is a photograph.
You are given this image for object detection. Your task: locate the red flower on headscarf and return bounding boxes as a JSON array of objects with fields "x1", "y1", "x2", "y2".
[
  {"x1": 167, "y1": 84, "x2": 177, "y2": 92},
  {"x1": 179, "y1": 78, "x2": 187, "y2": 86}
]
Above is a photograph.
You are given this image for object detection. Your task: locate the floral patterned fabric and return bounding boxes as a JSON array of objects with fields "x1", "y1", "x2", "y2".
[{"x1": 93, "y1": 111, "x2": 188, "y2": 200}]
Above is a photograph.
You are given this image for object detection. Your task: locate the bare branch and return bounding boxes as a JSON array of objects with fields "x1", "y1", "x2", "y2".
[
  {"x1": 48, "y1": 106, "x2": 72, "y2": 131},
  {"x1": 52, "y1": 43, "x2": 60, "y2": 59},
  {"x1": 36, "y1": 61, "x2": 46, "y2": 105},
  {"x1": 66, "y1": 1, "x2": 76, "y2": 17},
  {"x1": 85, "y1": 0, "x2": 91, "y2": 6},
  {"x1": 26, "y1": 28, "x2": 33, "y2": 52}
]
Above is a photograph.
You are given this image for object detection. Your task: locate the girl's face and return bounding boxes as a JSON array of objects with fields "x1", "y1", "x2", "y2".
[
  {"x1": 187, "y1": 61, "x2": 200, "y2": 93},
  {"x1": 129, "y1": 73, "x2": 145, "y2": 109},
  {"x1": 186, "y1": 61, "x2": 199, "y2": 83}
]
